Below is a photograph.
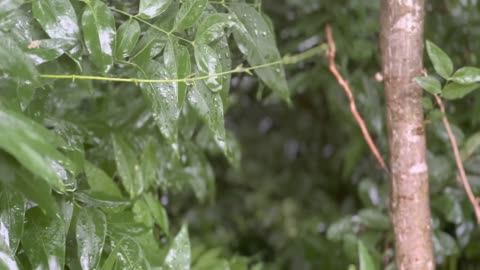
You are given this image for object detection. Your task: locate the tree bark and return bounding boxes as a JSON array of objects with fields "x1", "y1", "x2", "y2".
[{"x1": 380, "y1": 1, "x2": 434, "y2": 269}]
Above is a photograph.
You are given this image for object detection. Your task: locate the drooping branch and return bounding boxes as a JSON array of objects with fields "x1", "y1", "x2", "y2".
[{"x1": 324, "y1": 24, "x2": 389, "y2": 174}]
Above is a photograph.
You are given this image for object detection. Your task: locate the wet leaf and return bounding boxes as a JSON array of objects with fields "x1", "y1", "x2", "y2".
[
  {"x1": 115, "y1": 19, "x2": 141, "y2": 59},
  {"x1": 32, "y1": 0, "x2": 79, "y2": 40},
  {"x1": 195, "y1": 14, "x2": 235, "y2": 44},
  {"x1": 139, "y1": 60, "x2": 179, "y2": 147},
  {"x1": 81, "y1": 0, "x2": 116, "y2": 73},
  {"x1": 451, "y1": 66, "x2": 480, "y2": 84},
  {"x1": 0, "y1": 38, "x2": 38, "y2": 83},
  {"x1": 140, "y1": 140, "x2": 158, "y2": 191},
  {"x1": 76, "y1": 208, "x2": 107, "y2": 270},
  {"x1": 112, "y1": 134, "x2": 143, "y2": 198},
  {"x1": 0, "y1": 188, "x2": 25, "y2": 253},
  {"x1": 426, "y1": 40, "x2": 453, "y2": 79},
  {"x1": 25, "y1": 38, "x2": 74, "y2": 65},
  {"x1": 138, "y1": 0, "x2": 172, "y2": 19},
  {"x1": 0, "y1": 0, "x2": 25, "y2": 18},
  {"x1": 132, "y1": 199, "x2": 154, "y2": 228},
  {"x1": 164, "y1": 38, "x2": 191, "y2": 109},
  {"x1": 84, "y1": 162, "x2": 123, "y2": 198},
  {"x1": 442, "y1": 82, "x2": 480, "y2": 99},
  {"x1": 165, "y1": 225, "x2": 191, "y2": 270},
  {"x1": 143, "y1": 193, "x2": 169, "y2": 235},
  {"x1": 187, "y1": 80, "x2": 226, "y2": 153},
  {"x1": 195, "y1": 44, "x2": 223, "y2": 92},
  {"x1": 174, "y1": 0, "x2": 207, "y2": 30},
  {"x1": 22, "y1": 207, "x2": 66, "y2": 269},
  {"x1": 230, "y1": 3, "x2": 290, "y2": 101},
  {"x1": 0, "y1": 108, "x2": 75, "y2": 193},
  {"x1": 415, "y1": 76, "x2": 441, "y2": 95}
]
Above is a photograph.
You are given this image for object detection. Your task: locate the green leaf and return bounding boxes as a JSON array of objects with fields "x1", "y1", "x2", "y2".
[
  {"x1": 358, "y1": 241, "x2": 376, "y2": 270},
  {"x1": 164, "y1": 38, "x2": 191, "y2": 109},
  {"x1": 441, "y1": 82, "x2": 480, "y2": 99},
  {"x1": 0, "y1": 154, "x2": 59, "y2": 217},
  {"x1": 211, "y1": 36, "x2": 232, "y2": 105},
  {"x1": 0, "y1": 0, "x2": 25, "y2": 18},
  {"x1": 76, "y1": 208, "x2": 107, "y2": 270},
  {"x1": 183, "y1": 145, "x2": 215, "y2": 202},
  {"x1": 431, "y1": 192, "x2": 464, "y2": 224},
  {"x1": 357, "y1": 209, "x2": 390, "y2": 230},
  {"x1": 32, "y1": 0, "x2": 80, "y2": 40},
  {"x1": 433, "y1": 231, "x2": 459, "y2": 257},
  {"x1": 139, "y1": 60, "x2": 179, "y2": 147},
  {"x1": 115, "y1": 19, "x2": 141, "y2": 60},
  {"x1": 138, "y1": 0, "x2": 172, "y2": 19},
  {"x1": 84, "y1": 162, "x2": 123, "y2": 198},
  {"x1": 174, "y1": 0, "x2": 207, "y2": 30},
  {"x1": 106, "y1": 236, "x2": 151, "y2": 269},
  {"x1": 195, "y1": 14, "x2": 235, "y2": 44},
  {"x1": 74, "y1": 191, "x2": 130, "y2": 212},
  {"x1": 415, "y1": 76, "x2": 442, "y2": 95},
  {"x1": 0, "y1": 244, "x2": 18, "y2": 270},
  {"x1": 81, "y1": 0, "x2": 116, "y2": 73},
  {"x1": 132, "y1": 199, "x2": 154, "y2": 228},
  {"x1": 230, "y1": 3, "x2": 290, "y2": 101},
  {"x1": 0, "y1": 38, "x2": 38, "y2": 83},
  {"x1": 25, "y1": 38, "x2": 74, "y2": 65},
  {"x1": 112, "y1": 134, "x2": 143, "y2": 198},
  {"x1": 140, "y1": 140, "x2": 158, "y2": 191},
  {"x1": 195, "y1": 44, "x2": 223, "y2": 92},
  {"x1": 187, "y1": 80, "x2": 226, "y2": 152},
  {"x1": 461, "y1": 132, "x2": 480, "y2": 160},
  {"x1": 0, "y1": 108, "x2": 75, "y2": 193},
  {"x1": 426, "y1": 40, "x2": 453, "y2": 79},
  {"x1": 22, "y1": 207, "x2": 66, "y2": 269},
  {"x1": 165, "y1": 225, "x2": 191, "y2": 270},
  {"x1": 451, "y1": 66, "x2": 480, "y2": 84},
  {"x1": 0, "y1": 187, "x2": 25, "y2": 253},
  {"x1": 143, "y1": 193, "x2": 169, "y2": 235}
]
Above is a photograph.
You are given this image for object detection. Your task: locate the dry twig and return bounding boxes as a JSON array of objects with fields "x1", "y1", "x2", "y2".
[
  {"x1": 325, "y1": 24, "x2": 389, "y2": 174},
  {"x1": 434, "y1": 95, "x2": 480, "y2": 223}
]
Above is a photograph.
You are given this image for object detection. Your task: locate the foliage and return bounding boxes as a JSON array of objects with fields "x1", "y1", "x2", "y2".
[{"x1": 0, "y1": 0, "x2": 294, "y2": 268}]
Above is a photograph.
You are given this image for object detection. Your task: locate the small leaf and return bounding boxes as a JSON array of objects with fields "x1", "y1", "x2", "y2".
[
  {"x1": 461, "y1": 132, "x2": 480, "y2": 160},
  {"x1": 0, "y1": 38, "x2": 38, "y2": 83},
  {"x1": 115, "y1": 19, "x2": 141, "y2": 60},
  {"x1": 76, "y1": 208, "x2": 107, "y2": 270},
  {"x1": 25, "y1": 38, "x2": 74, "y2": 65},
  {"x1": 84, "y1": 162, "x2": 123, "y2": 198},
  {"x1": 415, "y1": 76, "x2": 441, "y2": 95},
  {"x1": 133, "y1": 199, "x2": 154, "y2": 228},
  {"x1": 164, "y1": 38, "x2": 191, "y2": 109},
  {"x1": 32, "y1": 0, "x2": 80, "y2": 40},
  {"x1": 22, "y1": 207, "x2": 66, "y2": 269},
  {"x1": 451, "y1": 66, "x2": 480, "y2": 84},
  {"x1": 195, "y1": 44, "x2": 223, "y2": 92},
  {"x1": 195, "y1": 14, "x2": 235, "y2": 44},
  {"x1": 141, "y1": 140, "x2": 158, "y2": 191},
  {"x1": 230, "y1": 3, "x2": 290, "y2": 101},
  {"x1": 442, "y1": 82, "x2": 480, "y2": 99},
  {"x1": 426, "y1": 40, "x2": 453, "y2": 79},
  {"x1": 81, "y1": 0, "x2": 116, "y2": 73},
  {"x1": 138, "y1": 0, "x2": 172, "y2": 19},
  {"x1": 143, "y1": 193, "x2": 169, "y2": 235},
  {"x1": 174, "y1": 0, "x2": 207, "y2": 30},
  {"x1": 139, "y1": 60, "x2": 179, "y2": 147},
  {"x1": 357, "y1": 209, "x2": 390, "y2": 230},
  {"x1": 358, "y1": 241, "x2": 376, "y2": 270},
  {"x1": 165, "y1": 225, "x2": 191, "y2": 270},
  {"x1": 111, "y1": 134, "x2": 143, "y2": 198}
]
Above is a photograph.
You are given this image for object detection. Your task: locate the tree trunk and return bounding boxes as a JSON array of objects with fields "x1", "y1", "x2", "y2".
[{"x1": 380, "y1": 1, "x2": 434, "y2": 269}]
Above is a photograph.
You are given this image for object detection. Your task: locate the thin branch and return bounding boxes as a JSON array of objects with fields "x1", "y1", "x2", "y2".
[
  {"x1": 434, "y1": 95, "x2": 480, "y2": 223},
  {"x1": 40, "y1": 44, "x2": 329, "y2": 83},
  {"x1": 325, "y1": 24, "x2": 389, "y2": 174}
]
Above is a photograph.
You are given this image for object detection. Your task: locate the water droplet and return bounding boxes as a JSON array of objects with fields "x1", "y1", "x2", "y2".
[
  {"x1": 275, "y1": 68, "x2": 281, "y2": 73},
  {"x1": 262, "y1": 31, "x2": 267, "y2": 36}
]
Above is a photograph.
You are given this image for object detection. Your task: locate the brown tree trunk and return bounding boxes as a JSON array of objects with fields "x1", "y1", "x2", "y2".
[{"x1": 380, "y1": 1, "x2": 434, "y2": 269}]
